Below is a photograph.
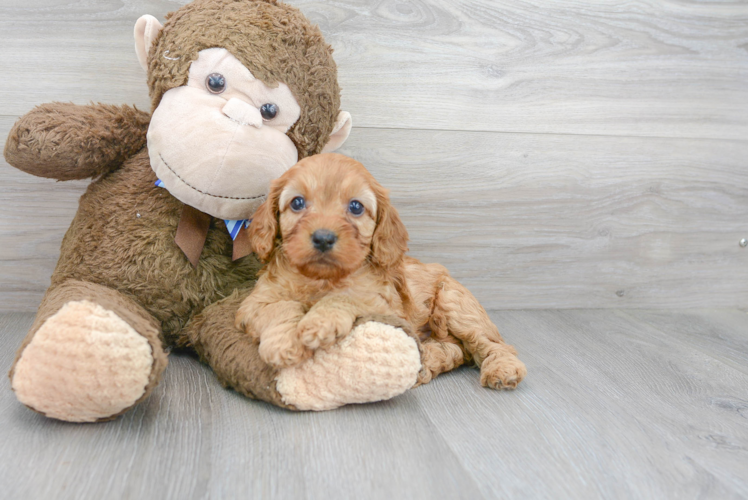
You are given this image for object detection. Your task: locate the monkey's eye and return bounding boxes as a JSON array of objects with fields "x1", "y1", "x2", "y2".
[
  {"x1": 290, "y1": 196, "x2": 306, "y2": 212},
  {"x1": 260, "y1": 103, "x2": 278, "y2": 120},
  {"x1": 348, "y1": 200, "x2": 364, "y2": 216},
  {"x1": 206, "y1": 73, "x2": 226, "y2": 94}
]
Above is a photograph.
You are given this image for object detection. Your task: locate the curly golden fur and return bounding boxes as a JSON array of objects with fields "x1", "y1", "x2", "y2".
[{"x1": 236, "y1": 153, "x2": 527, "y2": 389}]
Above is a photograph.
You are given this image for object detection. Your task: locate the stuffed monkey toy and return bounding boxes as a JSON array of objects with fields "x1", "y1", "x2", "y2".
[{"x1": 3, "y1": 0, "x2": 423, "y2": 422}]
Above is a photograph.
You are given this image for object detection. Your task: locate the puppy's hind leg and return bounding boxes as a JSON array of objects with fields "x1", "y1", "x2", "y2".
[
  {"x1": 416, "y1": 335, "x2": 466, "y2": 386},
  {"x1": 431, "y1": 277, "x2": 526, "y2": 389}
]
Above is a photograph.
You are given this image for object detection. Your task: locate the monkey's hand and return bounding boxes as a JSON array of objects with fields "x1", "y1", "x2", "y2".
[{"x1": 4, "y1": 102, "x2": 150, "y2": 180}]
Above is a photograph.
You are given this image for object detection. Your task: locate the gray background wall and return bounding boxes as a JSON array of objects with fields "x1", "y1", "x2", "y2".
[{"x1": 1, "y1": 0, "x2": 746, "y2": 311}]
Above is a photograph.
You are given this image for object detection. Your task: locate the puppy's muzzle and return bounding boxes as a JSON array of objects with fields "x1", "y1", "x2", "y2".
[{"x1": 311, "y1": 229, "x2": 337, "y2": 253}]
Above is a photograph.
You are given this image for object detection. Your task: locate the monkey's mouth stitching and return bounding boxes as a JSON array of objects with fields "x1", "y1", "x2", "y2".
[{"x1": 158, "y1": 153, "x2": 266, "y2": 201}]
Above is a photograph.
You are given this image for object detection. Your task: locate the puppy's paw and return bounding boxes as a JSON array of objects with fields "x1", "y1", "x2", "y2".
[
  {"x1": 415, "y1": 340, "x2": 465, "y2": 387},
  {"x1": 234, "y1": 301, "x2": 260, "y2": 341},
  {"x1": 297, "y1": 310, "x2": 354, "y2": 350},
  {"x1": 415, "y1": 367, "x2": 434, "y2": 387},
  {"x1": 480, "y1": 352, "x2": 527, "y2": 390},
  {"x1": 258, "y1": 323, "x2": 311, "y2": 368}
]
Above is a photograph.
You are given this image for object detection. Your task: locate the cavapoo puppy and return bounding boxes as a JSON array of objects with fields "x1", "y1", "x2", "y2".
[{"x1": 236, "y1": 153, "x2": 526, "y2": 389}]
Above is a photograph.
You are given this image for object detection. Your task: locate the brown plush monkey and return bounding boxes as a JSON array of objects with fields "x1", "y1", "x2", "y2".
[{"x1": 3, "y1": 0, "x2": 422, "y2": 422}]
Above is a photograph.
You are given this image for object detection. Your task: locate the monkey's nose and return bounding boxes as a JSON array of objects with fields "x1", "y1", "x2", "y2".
[
  {"x1": 311, "y1": 229, "x2": 337, "y2": 253},
  {"x1": 222, "y1": 98, "x2": 262, "y2": 128}
]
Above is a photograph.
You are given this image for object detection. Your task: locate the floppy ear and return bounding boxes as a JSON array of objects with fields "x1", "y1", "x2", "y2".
[
  {"x1": 248, "y1": 178, "x2": 284, "y2": 261},
  {"x1": 371, "y1": 185, "x2": 409, "y2": 269}
]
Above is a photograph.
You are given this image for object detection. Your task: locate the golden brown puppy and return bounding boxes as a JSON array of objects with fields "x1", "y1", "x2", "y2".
[{"x1": 236, "y1": 153, "x2": 526, "y2": 389}]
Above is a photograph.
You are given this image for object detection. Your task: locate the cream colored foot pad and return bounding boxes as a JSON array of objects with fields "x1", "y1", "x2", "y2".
[
  {"x1": 276, "y1": 321, "x2": 421, "y2": 411},
  {"x1": 12, "y1": 300, "x2": 154, "y2": 422}
]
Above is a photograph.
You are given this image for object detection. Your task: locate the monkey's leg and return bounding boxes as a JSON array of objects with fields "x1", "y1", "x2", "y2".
[
  {"x1": 10, "y1": 280, "x2": 167, "y2": 422},
  {"x1": 184, "y1": 292, "x2": 421, "y2": 411},
  {"x1": 183, "y1": 290, "x2": 296, "y2": 408},
  {"x1": 431, "y1": 277, "x2": 527, "y2": 389}
]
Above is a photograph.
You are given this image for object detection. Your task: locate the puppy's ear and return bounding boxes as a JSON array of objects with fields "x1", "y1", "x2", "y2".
[
  {"x1": 371, "y1": 184, "x2": 409, "y2": 269},
  {"x1": 248, "y1": 178, "x2": 284, "y2": 261}
]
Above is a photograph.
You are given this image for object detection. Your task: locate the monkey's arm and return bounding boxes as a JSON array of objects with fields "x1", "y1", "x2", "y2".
[{"x1": 4, "y1": 102, "x2": 150, "y2": 180}]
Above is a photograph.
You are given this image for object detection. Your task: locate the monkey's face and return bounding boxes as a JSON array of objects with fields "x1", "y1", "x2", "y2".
[
  {"x1": 147, "y1": 48, "x2": 301, "y2": 220},
  {"x1": 135, "y1": 2, "x2": 352, "y2": 221}
]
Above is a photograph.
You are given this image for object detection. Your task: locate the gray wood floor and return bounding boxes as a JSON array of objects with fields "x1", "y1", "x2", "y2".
[{"x1": 1, "y1": 309, "x2": 746, "y2": 500}]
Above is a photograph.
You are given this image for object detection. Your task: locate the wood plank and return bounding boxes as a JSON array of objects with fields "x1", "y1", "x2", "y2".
[
  {"x1": 2, "y1": 118, "x2": 746, "y2": 310},
  {"x1": 0, "y1": 0, "x2": 746, "y2": 139},
  {"x1": 343, "y1": 129, "x2": 748, "y2": 310},
  {"x1": 416, "y1": 309, "x2": 748, "y2": 499},
  {"x1": 0, "y1": 0, "x2": 154, "y2": 115},
  {"x1": 312, "y1": 0, "x2": 748, "y2": 139},
  {"x1": 616, "y1": 309, "x2": 748, "y2": 377},
  {"x1": 2, "y1": 310, "x2": 747, "y2": 499}
]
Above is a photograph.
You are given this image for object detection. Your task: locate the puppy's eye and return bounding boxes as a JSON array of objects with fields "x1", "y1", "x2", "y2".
[
  {"x1": 260, "y1": 103, "x2": 278, "y2": 120},
  {"x1": 206, "y1": 73, "x2": 226, "y2": 94},
  {"x1": 290, "y1": 196, "x2": 306, "y2": 212},
  {"x1": 348, "y1": 200, "x2": 364, "y2": 216}
]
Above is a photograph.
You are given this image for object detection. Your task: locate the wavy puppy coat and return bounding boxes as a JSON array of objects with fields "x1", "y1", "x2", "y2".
[{"x1": 236, "y1": 153, "x2": 526, "y2": 389}]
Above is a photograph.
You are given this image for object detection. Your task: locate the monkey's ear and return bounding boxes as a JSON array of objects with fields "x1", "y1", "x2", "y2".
[
  {"x1": 134, "y1": 15, "x2": 164, "y2": 72},
  {"x1": 321, "y1": 111, "x2": 353, "y2": 153}
]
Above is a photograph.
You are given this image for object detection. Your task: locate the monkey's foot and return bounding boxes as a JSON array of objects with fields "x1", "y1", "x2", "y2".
[
  {"x1": 11, "y1": 300, "x2": 157, "y2": 422},
  {"x1": 275, "y1": 321, "x2": 420, "y2": 411}
]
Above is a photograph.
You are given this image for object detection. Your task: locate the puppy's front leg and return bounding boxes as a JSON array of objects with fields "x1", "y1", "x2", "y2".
[
  {"x1": 236, "y1": 298, "x2": 310, "y2": 368},
  {"x1": 297, "y1": 295, "x2": 363, "y2": 350}
]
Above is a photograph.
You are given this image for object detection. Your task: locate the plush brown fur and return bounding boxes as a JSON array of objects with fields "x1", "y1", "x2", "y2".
[
  {"x1": 4, "y1": 0, "x2": 349, "y2": 419},
  {"x1": 148, "y1": 0, "x2": 340, "y2": 157},
  {"x1": 4, "y1": 103, "x2": 149, "y2": 180},
  {"x1": 5, "y1": 104, "x2": 276, "y2": 406},
  {"x1": 236, "y1": 154, "x2": 527, "y2": 388},
  {"x1": 47, "y1": 148, "x2": 264, "y2": 342},
  {"x1": 183, "y1": 289, "x2": 295, "y2": 409}
]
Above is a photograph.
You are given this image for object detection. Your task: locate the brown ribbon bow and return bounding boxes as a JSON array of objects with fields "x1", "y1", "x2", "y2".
[{"x1": 175, "y1": 205, "x2": 252, "y2": 267}]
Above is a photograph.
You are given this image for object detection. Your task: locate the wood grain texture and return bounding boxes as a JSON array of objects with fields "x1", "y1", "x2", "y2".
[
  {"x1": 306, "y1": 0, "x2": 748, "y2": 139},
  {"x1": 420, "y1": 308, "x2": 748, "y2": 500},
  {"x1": 1, "y1": 309, "x2": 747, "y2": 499},
  {"x1": 3, "y1": 115, "x2": 746, "y2": 310},
  {"x1": 1, "y1": 0, "x2": 747, "y2": 138},
  {"x1": 1, "y1": 0, "x2": 747, "y2": 310},
  {"x1": 340, "y1": 129, "x2": 748, "y2": 310}
]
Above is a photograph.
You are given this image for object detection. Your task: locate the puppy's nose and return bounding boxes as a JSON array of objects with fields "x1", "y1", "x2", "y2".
[{"x1": 311, "y1": 229, "x2": 337, "y2": 252}]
